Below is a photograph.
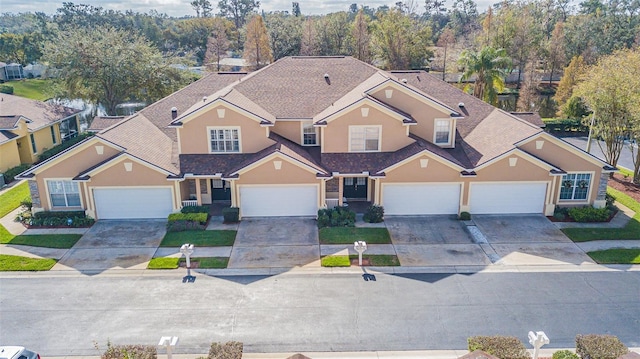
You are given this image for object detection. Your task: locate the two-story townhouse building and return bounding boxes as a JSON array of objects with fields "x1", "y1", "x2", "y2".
[{"x1": 18, "y1": 56, "x2": 615, "y2": 220}]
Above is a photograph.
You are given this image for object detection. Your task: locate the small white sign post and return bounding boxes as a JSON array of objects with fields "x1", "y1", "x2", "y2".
[
  {"x1": 353, "y1": 241, "x2": 367, "y2": 266},
  {"x1": 158, "y1": 336, "x2": 178, "y2": 359},
  {"x1": 528, "y1": 331, "x2": 549, "y2": 359},
  {"x1": 180, "y1": 243, "x2": 195, "y2": 280}
]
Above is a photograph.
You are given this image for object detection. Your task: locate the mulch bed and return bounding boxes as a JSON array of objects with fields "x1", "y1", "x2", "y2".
[
  {"x1": 608, "y1": 173, "x2": 640, "y2": 204},
  {"x1": 350, "y1": 258, "x2": 371, "y2": 266}
]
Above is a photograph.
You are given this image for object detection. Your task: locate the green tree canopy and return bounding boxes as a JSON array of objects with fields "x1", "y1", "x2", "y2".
[
  {"x1": 43, "y1": 25, "x2": 192, "y2": 116},
  {"x1": 458, "y1": 46, "x2": 511, "y2": 105}
]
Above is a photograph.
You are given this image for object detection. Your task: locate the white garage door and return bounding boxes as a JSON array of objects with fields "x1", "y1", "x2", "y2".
[
  {"x1": 470, "y1": 183, "x2": 547, "y2": 214},
  {"x1": 240, "y1": 185, "x2": 318, "y2": 217},
  {"x1": 383, "y1": 183, "x2": 461, "y2": 215},
  {"x1": 94, "y1": 188, "x2": 174, "y2": 219}
]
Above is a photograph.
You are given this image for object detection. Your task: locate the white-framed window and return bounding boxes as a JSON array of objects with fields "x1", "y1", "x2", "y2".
[
  {"x1": 50, "y1": 126, "x2": 57, "y2": 144},
  {"x1": 30, "y1": 133, "x2": 37, "y2": 154},
  {"x1": 559, "y1": 173, "x2": 592, "y2": 201},
  {"x1": 434, "y1": 119, "x2": 451, "y2": 145},
  {"x1": 208, "y1": 127, "x2": 240, "y2": 153},
  {"x1": 349, "y1": 125, "x2": 381, "y2": 152},
  {"x1": 212, "y1": 179, "x2": 224, "y2": 188},
  {"x1": 302, "y1": 122, "x2": 318, "y2": 146},
  {"x1": 47, "y1": 180, "x2": 81, "y2": 207}
]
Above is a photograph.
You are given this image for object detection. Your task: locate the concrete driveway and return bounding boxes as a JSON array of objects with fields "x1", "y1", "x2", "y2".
[
  {"x1": 385, "y1": 216, "x2": 491, "y2": 266},
  {"x1": 473, "y1": 215, "x2": 596, "y2": 265},
  {"x1": 228, "y1": 217, "x2": 319, "y2": 268},
  {"x1": 53, "y1": 220, "x2": 167, "y2": 272}
]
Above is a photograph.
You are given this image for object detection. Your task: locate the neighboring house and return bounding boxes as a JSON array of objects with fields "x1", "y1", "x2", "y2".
[
  {"x1": 0, "y1": 62, "x2": 24, "y2": 81},
  {"x1": 18, "y1": 56, "x2": 615, "y2": 220},
  {"x1": 0, "y1": 94, "x2": 81, "y2": 173},
  {"x1": 87, "y1": 116, "x2": 126, "y2": 133},
  {"x1": 23, "y1": 63, "x2": 47, "y2": 78}
]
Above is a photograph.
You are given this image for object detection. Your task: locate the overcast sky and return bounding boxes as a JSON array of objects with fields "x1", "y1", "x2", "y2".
[{"x1": 1, "y1": 0, "x2": 497, "y2": 17}]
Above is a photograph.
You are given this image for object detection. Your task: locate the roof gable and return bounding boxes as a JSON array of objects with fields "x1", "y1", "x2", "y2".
[{"x1": 366, "y1": 79, "x2": 461, "y2": 117}]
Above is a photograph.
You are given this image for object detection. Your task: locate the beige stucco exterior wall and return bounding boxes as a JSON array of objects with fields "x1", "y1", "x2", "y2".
[
  {"x1": 370, "y1": 86, "x2": 451, "y2": 143},
  {"x1": 383, "y1": 155, "x2": 461, "y2": 183},
  {"x1": 474, "y1": 155, "x2": 550, "y2": 181},
  {"x1": 0, "y1": 141, "x2": 21, "y2": 172},
  {"x1": 35, "y1": 141, "x2": 121, "y2": 210},
  {"x1": 31, "y1": 125, "x2": 58, "y2": 160},
  {"x1": 236, "y1": 156, "x2": 319, "y2": 185},
  {"x1": 272, "y1": 121, "x2": 307, "y2": 145},
  {"x1": 519, "y1": 136, "x2": 604, "y2": 204},
  {"x1": 179, "y1": 105, "x2": 274, "y2": 154},
  {"x1": 88, "y1": 160, "x2": 170, "y2": 187},
  {"x1": 322, "y1": 104, "x2": 414, "y2": 153}
]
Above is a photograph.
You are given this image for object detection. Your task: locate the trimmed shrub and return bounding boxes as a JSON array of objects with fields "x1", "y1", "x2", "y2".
[
  {"x1": 34, "y1": 210, "x2": 86, "y2": 219},
  {"x1": 363, "y1": 205, "x2": 384, "y2": 223},
  {"x1": 207, "y1": 341, "x2": 243, "y2": 359},
  {"x1": 2, "y1": 163, "x2": 31, "y2": 184},
  {"x1": 459, "y1": 211, "x2": 471, "y2": 220},
  {"x1": 468, "y1": 336, "x2": 531, "y2": 359},
  {"x1": 181, "y1": 205, "x2": 209, "y2": 214},
  {"x1": 568, "y1": 206, "x2": 611, "y2": 222},
  {"x1": 22, "y1": 210, "x2": 94, "y2": 228},
  {"x1": 575, "y1": 334, "x2": 628, "y2": 359},
  {"x1": 167, "y1": 212, "x2": 208, "y2": 232},
  {"x1": 0, "y1": 85, "x2": 14, "y2": 94},
  {"x1": 101, "y1": 342, "x2": 156, "y2": 359},
  {"x1": 317, "y1": 206, "x2": 355, "y2": 228},
  {"x1": 222, "y1": 207, "x2": 239, "y2": 223},
  {"x1": 553, "y1": 350, "x2": 580, "y2": 359},
  {"x1": 554, "y1": 206, "x2": 570, "y2": 220}
]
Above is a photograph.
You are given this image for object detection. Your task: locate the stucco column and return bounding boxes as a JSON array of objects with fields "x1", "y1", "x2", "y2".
[
  {"x1": 374, "y1": 179, "x2": 381, "y2": 205},
  {"x1": 320, "y1": 179, "x2": 326, "y2": 208},
  {"x1": 338, "y1": 177, "x2": 344, "y2": 206},
  {"x1": 195, "y1": 179, "x2": 202, "y2": 206}
]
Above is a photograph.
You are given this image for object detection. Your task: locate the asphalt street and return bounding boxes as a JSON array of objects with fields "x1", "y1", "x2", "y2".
[
  {"x1": 560, "y1": 136, "x2": 635, "y2": 170},
  {"x1": 1, "y1": 271, "x2": 639, "y2": 355}
]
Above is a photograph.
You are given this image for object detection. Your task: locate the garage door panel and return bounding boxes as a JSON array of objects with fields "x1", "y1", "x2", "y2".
[
  {"x1": 94, "y1": 188, "x2": 173, "y2": 219},
  {"x1": 470, "y1": 183, "x2": 546, "y2": 214},
  {"x1": 240, "y1": 185, "x2": 317, "y2": 217},
  {"x1": 383, "y1": 183, "x2": 461, "y2": 215}
]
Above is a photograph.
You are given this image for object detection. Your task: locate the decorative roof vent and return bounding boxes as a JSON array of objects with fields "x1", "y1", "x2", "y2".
[
  {"x1": 458, "y1": 102, "x2": 465, "y2": 108},
  {"x1": 202, "y1": 96, "x2": 207, "y2": 102},
  {"x1": 323, "y1": 73, "x2": 329, "y2": 79},
  {"x1": 171, "y1": 107, "x2": 178, "y2": 119},
  {"x1": 323, "y1": 73, "x2": 331, "y2": 85},
  {"x1": 401, "y1": 78, "x2": 407, "y2": 83}
]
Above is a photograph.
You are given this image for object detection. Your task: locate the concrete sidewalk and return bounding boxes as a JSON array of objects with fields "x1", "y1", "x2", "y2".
[{"x1": 41, "y1": 348, "x2": 640, "y2": 359}]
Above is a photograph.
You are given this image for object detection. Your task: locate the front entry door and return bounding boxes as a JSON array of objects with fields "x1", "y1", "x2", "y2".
[
  {"x1": 212, "y1": 179, "x2": 231, "y2": 201},
  {"x1": 343, "y1": 177, "x2": 368, "y2": 199}
]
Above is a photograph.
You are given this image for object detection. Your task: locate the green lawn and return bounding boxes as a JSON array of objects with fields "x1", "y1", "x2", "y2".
[
  {"x1": 160, "y1": 230, "x2": 236, "y2": 247},
  {"x1": 319, "y1": 227, "x2": 391, "y2": 244},
  {"x1": 587, "y1": 249, "x2": 640, "y2": 264},
  {"x1": 148, "y1": 256, "x2": 229, "y2": 269},
  {"x1": 0, "y1": 227, "x2": 82, "y2": 248},
  {"x1": 0, "y1": 181, "x2": 29, "y2": 218},
  {"x1": 321, "y1": 254, "x2": 400, "y2": 267},
  {"x1": 562, "y1": 187, "x2": 640, "y2": 242},
  {"x1": 0, "y1": 254, "x2": 57, "y2": 271},
  {"x1": 9, "y1": 79, "x2": 52, "y2": 101}
]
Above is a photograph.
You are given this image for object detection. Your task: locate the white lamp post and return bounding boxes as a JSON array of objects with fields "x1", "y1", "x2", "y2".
[
  {"x1": 180, "y1": 243, "x2": 195, "y2": 281},
  {"x1": 528, "y1": 331, "x2": 549, "y2": 359},
  {"x1": 353, "y1": 241, "x2": 367, "y2": 266}
]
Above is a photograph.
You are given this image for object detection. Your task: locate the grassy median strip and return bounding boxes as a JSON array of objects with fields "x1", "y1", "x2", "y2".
[
  {"x1": 321, "y1": 254, "x2": 400, "y2": 267},
  {"x1": 160, "y1": 230, "x2": 236, "y2": 247},
  {"x1": 587, "y1": 249, "x2": 640, "y2": 264},
  {"x1": 0, "y1": 254, "x2": 57, "y2": 271},
  {"x1": 0, "y1": 225, "x2": 81, "y2": 248},
  {"x1": 319, "y1": 227, "x2": 391, "y2": 244},
  {"x1": 562, "y1": 187, "x2": 640, "y2": 242},
  {"x1": 148, "y1": 257, "x2": 229, "y2": 269},
  {"x1": 0, "y1": 181, "x2": 29, "y2": 218}
]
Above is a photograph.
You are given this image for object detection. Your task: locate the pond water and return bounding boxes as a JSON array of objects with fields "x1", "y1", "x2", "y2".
[{"x1": 46, "y1": 98, "x2": 146, "y2": 131}]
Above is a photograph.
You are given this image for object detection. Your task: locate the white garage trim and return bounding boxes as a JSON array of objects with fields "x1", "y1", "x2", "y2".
[
  {"x1": 382, "y1": 182, "x2": 462, "y2": 215},
  {"x1": 239, "y1": 184, "x2": 319, "y2": 217},
  {"x1": 469, "y1": 182, "x2": 548, "y2": 214},
  {"x1": 92, "y1": 186, "x2": 175, "y2": 219}
]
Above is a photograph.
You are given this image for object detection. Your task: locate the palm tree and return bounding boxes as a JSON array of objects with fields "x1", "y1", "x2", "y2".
[{"x1": 458, "y1": 47, "x2": 511, "y2": 105}]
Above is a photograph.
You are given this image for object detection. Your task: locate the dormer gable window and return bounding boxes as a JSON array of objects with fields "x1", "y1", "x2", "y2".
[
  {"x1": 350, "y1": 125, "x2": 381, "y2": 152},
  {"x1": 434, "y1": 119, "x2": 452, "y2": 146},
  {"x1": 208, "y1": 126, "x2": 241, "y2": 153}
]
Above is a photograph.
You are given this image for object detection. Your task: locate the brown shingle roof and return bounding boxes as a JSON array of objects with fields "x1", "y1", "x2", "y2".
[
  {"x1": 0, "y1": 115, "x2": 24, "y2": 129},
  {"x1": 233, "y1": 56, "x2": 380, "y2": 119},
  {"x1": 88, "y1": 116, "x2": 125, "y2": 132},
  {"x1": 0, "y1": 94, "x2": 80, "y2": 131},
  {"x1": 510, "y1": 112, "x2": 545, "y2": 127}
]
